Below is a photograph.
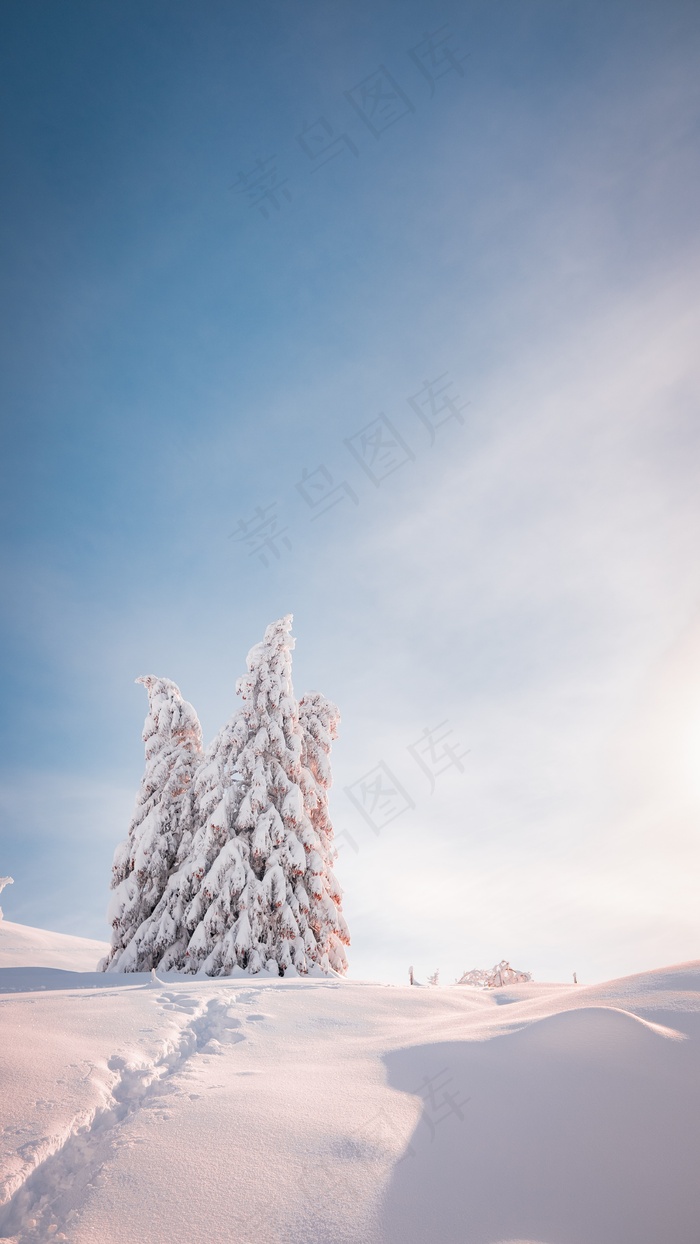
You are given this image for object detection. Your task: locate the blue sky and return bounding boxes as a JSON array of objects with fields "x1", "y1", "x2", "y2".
[{"x1": 1, "y1": 0, "x2": 700, "y2": 984}]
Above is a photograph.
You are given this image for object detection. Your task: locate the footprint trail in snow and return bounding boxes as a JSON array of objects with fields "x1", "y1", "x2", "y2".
[{"x1": 0, "y1": 993, "x2": 247, "y2": 1244}]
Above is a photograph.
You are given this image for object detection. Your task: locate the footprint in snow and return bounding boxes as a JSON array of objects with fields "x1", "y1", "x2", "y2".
[
  {"x1": 233, "y1": 990, "x2": 263, "y2": 1004},
  {"x1": 157, "y1": 992, "x2": 201, "y2": 1014}
]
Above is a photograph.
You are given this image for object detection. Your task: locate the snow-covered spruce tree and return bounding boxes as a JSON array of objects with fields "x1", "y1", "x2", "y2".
[
  {"x1": 166, "y1": 614, "x2": 348, "y2": 977},
  {"x1": 297, "y1": 691, "x2": 350, "y2": 974},
  {"x1": 181, "y1": 615, "x2": 314, "y2": 976},
  {"x1": 101, "y1": 676, "x2": 203, "y2": 972},
  {"x1": 138, "y1": 683, "x2": 252, "y2": 971}
]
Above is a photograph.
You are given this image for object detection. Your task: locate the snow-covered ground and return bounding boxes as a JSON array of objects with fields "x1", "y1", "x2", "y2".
[{"x1": 1, "y1": 925, "x2": 699, "y2": 1244}]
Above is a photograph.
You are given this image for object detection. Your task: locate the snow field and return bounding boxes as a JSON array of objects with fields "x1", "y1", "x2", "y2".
[{"x1": 2, "y1": 931, "x2": 700, "y2": 1244}]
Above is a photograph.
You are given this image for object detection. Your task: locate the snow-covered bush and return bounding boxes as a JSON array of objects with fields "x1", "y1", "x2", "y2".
[
  {"x1": 456, "y1": 960, "x2": 532, "y2": 988},
  {"x1": 101, "y1": 677, "x2": 203, "y2": 971},
  {"x1": 0, "y1": 876, "x2": 13, "y2": 921}
]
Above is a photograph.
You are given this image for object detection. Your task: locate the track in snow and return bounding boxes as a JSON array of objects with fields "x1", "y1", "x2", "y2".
[{"x1": 0, "y1": 993, "x2": 245, "y2": 1244}]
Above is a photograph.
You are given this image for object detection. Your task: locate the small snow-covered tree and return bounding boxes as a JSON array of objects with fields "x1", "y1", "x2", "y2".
[
  {"x1": 456, "y1": 960, "x2": 531, "y2": 988},
  {"x1": 484, "y1": 960, "x2": 531, "y2": 987},
  {"x1": 101, "y1": 676, "x2": 203, "y2": 972},
  {"x1": 428, "y1": 969, "x2": 440, "y2": 986},
  {"x1": 0, "y1": 876, "x2": 13, "y2": 922}
]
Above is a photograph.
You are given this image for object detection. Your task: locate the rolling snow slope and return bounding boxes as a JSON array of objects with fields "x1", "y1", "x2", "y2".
[
  {"x1": 1, "y1": 925, "x2": 700, "y2": 1244},
  {"x1": 0, "y1": 923, "x2": 107, "y2": 974}
]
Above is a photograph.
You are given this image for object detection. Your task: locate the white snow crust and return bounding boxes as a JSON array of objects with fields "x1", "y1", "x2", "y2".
[{"x1": 2, "y1": 924, "x2": 700, "y2": 1244}]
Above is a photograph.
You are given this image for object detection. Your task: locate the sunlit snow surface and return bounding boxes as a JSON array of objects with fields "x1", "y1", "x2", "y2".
[{"x1": 1, "y1": 923, "x2": 700, "y2": 1244}]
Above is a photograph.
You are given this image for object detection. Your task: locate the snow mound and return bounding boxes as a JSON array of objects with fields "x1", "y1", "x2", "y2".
[
  {"x1": 514, "y1": 1002, "x2": 688, "y2": 1051},
  {"x1": 381, "y1": 996, "x2": 700, "y2": 1244},
  {"x1": 0, "y1": 920, "x2": 108, "y2": 972}
]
